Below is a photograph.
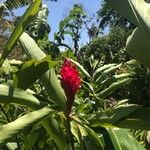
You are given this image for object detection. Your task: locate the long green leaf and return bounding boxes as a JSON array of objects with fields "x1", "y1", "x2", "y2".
[
  {"x1": 0, "y1": 54, "x2": 11, "y2": 75},
  {"x1": 98, "y1": 78, "x2": 131, "y2": 99},
  {"x1": 20, "y1": 32, "x2": 45, "y2": 59},
  {"x1": 42, "y1": 117, "x2": 68, "y2": 150},
  {"x1": 71, "y1": 121, "x2": 85, "y2": 150},
  {"x1": 96, "y1": 74, "x2": 130, "y2": 93},
  {"x1": 106, "y1": 0, "x2": 150, "y2": 66},
  {"x1": 42, "y1": 68, "x2": 67, "y2": 109},
  {"x1": 19, "y1": 32, "x2": 68, "y2": 148},
  {"x1": 114, "y1": 107, "x2": 150, "y2": 130},
  {"x1": 88, "y1": 104, "x2": 141, "y2": 127},
  {"x1": 106, "y1": 128, "x2": 145, "y2": 150},
  {"x1": 6, "y1": 142, "x2": 18, "y2": 150},
  {"x1": 0, "y1": 106, "x2": 53, "y2": 145},
  {"x1": 0, "y1": 84, "x2": 46, "y2": 109},
  {"x1": 70, "y1": 59, "x2": 91, "y2": 79},
  {"x1": 0, "y1": 0, "x2": 41, "y2": 66},
  {"x1": 95, "y1": 64, "x2": 121, "y2": 84},
  {"x1": 0, "y1": 0, "x2": 34, "y2": 10},
  {"x1": 126, "y1": 28, "x2": 150, "y2": 66},
  {"x1": 73, "y1": 116, "x2": 105, "y2": 150},
  {"x1": 88, "y1": 105, "x2": 150, "y2": 130},
  {"x1": 19, "y1": 32, "x2": 66, "y2": 110},
  {"x1": 13, "y1": 56, "x2": 57, "y2": 90},
  {"x1": 106, "y1": 0, "x2": 138, "y2": 26},
  {"x1": 94, "y1": 63, "x2": 117, "y2": 80},
  {"x1": 95, "y1": 64, "x2": 116, "y2": 74},
  {"x1": 22, "y1": 130, "x2": 39, "y2": 150}
]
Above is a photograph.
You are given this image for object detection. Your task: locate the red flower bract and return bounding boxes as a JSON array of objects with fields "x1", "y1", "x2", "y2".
[
  {"x1": 60, "y1": 58, "x2": 81, "y2": 115},
  {"x1": 60, "y1": 58, "x2": 81, "y2": 99}
]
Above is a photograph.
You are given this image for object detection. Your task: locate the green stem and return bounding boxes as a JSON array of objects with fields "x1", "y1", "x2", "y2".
[
  {"x1": 0, "y1": 51, "x2": 9, "y2": 67},
  {"x1": 66, "y1": 115, "x2": 74, "y2": 150}
]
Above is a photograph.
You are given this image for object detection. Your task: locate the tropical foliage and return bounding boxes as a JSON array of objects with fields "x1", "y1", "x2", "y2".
[{"x1": 0, "y1": 0, "x2": 150, "y2": 149}]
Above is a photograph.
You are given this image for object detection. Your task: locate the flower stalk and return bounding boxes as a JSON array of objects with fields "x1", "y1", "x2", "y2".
[{"x1": 60, "y1": 58, "x2": 81, "y2": 149}]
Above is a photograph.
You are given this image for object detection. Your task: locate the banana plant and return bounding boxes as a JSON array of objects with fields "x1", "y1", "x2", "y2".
[{"x1": 106, "y1": 0, "x2": 150, "y2": 67}]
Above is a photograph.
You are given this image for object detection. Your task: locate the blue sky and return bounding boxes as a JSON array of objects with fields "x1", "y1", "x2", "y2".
[{"x1": 14, "y1": 0, "x2": 101, "y2": 47}]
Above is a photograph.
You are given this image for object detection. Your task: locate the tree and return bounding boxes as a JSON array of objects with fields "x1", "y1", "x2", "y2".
[
  {"x1": 54, "y1": 4, "x2": 86, "y2": 55},
  {"x1": 79, "y1": 26, "x2": 131, "y2": 65},
  {"x1": 97, "y1": 0, "x2": 135, "y2": 31}
]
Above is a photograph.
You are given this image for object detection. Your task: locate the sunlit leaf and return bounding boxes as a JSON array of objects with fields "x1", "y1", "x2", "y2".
[
  {"x1": 106, "y1": 0, "x2": 150, "y2": 66},
  {"x1": 106, "y1": 128, "x2": 145, "y2": 150},
  {"x1": 73, "y1": 116, "x2": 105, "y2": 150},
  {"x1": 88, "y1": 104, "x2": 141, "y2": 127},
  {"x1": 42, "y1": 117, "x2": 68, "y2": 150},
  {"x1": 0, "y1": 106, "x2": 53, "y2": 145},
  {"x1": 0, "y1": 84, "x2": 47, "y2": 109},
  {"x1": 0, "y1": 0, "x2": 41, "y2": 66},
  {"x1": 70, "y1": 59, "x2": 91, "y2": 79},
  {"x1": 20, "y1": 32, "x2": 66, "y2": 110},
  {"x1": 13, "y1": 56, "x2": 57, "y2": 90}
]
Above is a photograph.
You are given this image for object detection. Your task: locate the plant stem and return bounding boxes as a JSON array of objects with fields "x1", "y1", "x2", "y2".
[{"x1": 66, "y1": 115, "x2": 74, "y2": 150}]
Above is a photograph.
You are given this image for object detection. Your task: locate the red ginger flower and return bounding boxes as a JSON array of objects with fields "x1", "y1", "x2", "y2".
[{"x1": 60, "y1": 58, "x2": 81, "y2": 116}]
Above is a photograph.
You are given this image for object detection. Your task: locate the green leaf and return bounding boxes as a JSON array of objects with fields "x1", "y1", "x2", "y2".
[
  {"x1": 96, "y1": 74, "x2": 130, "y2": 93},
  {"x1": 63, "y1": 30, "x2": 75, "y2": 37},
  {"x1": 0, "y1": 0, "x2": 34, "y2": 10},
  {"x1": 42, "y1": 117, "x2": 68, "y2": 150},
  {"x1": 22, "y1": 130, "x2": 39, "y2": 150},
  {"x1": 98, "y1": 78, "x2": 131, "y2": 99},
  {"x1": 106, "y1": 0, "x2": 150, "y2": 66},
  {"x1": 106, "y1": 0, "x2": 138, "y2": 26},
  {"x1": 6, "y1": 142, "x2": 18, "y2": 150},
  {"x1": 37, "y1": 127, "x2": 48, "y2": 149},
  {"x1": 0, "y1": 84, "x2": 46, "y2": 109},
  {"x1": 73, "y1": 117, "x2": 105, "y2": 150},
  {"x1": 114, "y1": 107, "x2": 150, "y2": 130},
  {"x1": 0, "y1": 0, "x2": 41, "y2": 66},
  {"x1": 20, "y1": 32, "x2": 46, "y2": 59},
  {"x1": 71, "y1": 121, "x2": 85, "y2": 149},
  {"x1": 82, "y1": 81, "x2": 94, "y2": 93},
  {"x1": 70, "y1": 59, "x2": 91, "y2": 79},
  {"x1": 42, "y1": 68, "x2": 66, "y2": 110},
  {"x1": 94, "y1": 63, "x2": 117, "y2": 80},
  {"x1": 106, "y1": 128, "x2": 145, "y2": 150},
  {"x1": 59, "y1": 18, "x2": 71, "y2": 31},
  {"x1": 20, "y1": 32, "x2": 66, "y2": 110},
  {"x1": 88, "y1": 104, "x2": 150, "y2": 130},
  {"x1": 58, "y1": 5, "x2": 84, "y2": 31},
  {"x1": 88, "y1": 104, "x2": 141, "y2": 127},
  {"x1": 0, "y1": 106, "x2": 53, "y2": 145},
  {"x1": 126, "y1": 28, "x2": 150, "y2": 66},
  {"x1": 0, "y1": 54, "x2": 11, "y2": 75},
  {"x1": 95, "y1": 64, "x2": 121, "y2": 84},
  {"x1": 13, "y1": 56, "x2": 57, "y2": 90}
]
